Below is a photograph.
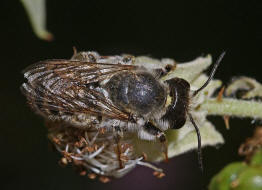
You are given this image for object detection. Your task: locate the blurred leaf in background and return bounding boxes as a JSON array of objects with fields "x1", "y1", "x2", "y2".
[{"x1": 21, "y1": 0, "x2": 53, "y2": 41}]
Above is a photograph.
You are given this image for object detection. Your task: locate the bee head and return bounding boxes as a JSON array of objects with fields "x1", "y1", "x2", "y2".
[
  {"x1": 162, "y1": 78, "x2": 190, "y2": 129},
  {"x1": 161, "y1": 52, "x2": 226, "y2": 171}
]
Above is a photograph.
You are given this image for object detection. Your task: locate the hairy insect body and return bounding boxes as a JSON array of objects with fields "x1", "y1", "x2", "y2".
[
  {"x1": 105, "y1": 71, "x2": 167, "y2": 116},
  {"x1": 21, "y1": 51, "x2": 181, "y2": 141},
  {"x1": 21, "y1": 51, "x2": 224, "y2": 177}
]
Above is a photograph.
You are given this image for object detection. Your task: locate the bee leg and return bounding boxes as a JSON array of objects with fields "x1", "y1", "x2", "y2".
[
  {"x1": 113, "y1": 120, "x2": 124, "y2": 137},
  {"x1": 71, "y1": 51, "x2": 99, "y2": 62},
  {"x1": 154, "y1": 59, "x2": 176, "y2": 78},
  {"x1": 71, "y1": 51, "x2": 88, "y2": 61},
  {"x1": 143, "y1": 122, "x2": 165, "y2": 141},
  {"x1": 111, "y1": 120, "x2": 125, "y2": 169},
  {"x1": 72, "y1": 46, "x2": 78, "y2": 57},
  {"x1": 143, "y1": 122, "x2": 168, "y2": 162},
  {"x1": 113, "y1": 131, "x2": 124, "y2": 169}
]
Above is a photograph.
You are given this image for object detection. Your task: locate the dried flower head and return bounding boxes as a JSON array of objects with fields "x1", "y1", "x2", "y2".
[{"x1": 47, "y1": 121, "x2": 163, "y2": 179}]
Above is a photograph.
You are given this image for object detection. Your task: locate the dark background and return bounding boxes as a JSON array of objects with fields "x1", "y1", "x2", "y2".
[{"x1": 1, "y1": 0, "x2": 262, "y2": 190}]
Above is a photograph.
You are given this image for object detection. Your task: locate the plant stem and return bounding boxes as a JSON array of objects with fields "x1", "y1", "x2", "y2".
[{"x1": 200, "y1": 98, "x2": 262, "y2": 119}]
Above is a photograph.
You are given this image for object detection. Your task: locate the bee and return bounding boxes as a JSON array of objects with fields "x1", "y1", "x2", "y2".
[{"x1": 21, "y1": 50, "x2": 225, "y2": 171}]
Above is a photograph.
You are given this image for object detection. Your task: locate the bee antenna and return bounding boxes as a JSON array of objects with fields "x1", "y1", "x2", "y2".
[
  {"x1": 193, "y1": 51, "x2": 226, "y2": 97},
  {"x1": 188, "y1": 113, "x2": 203, "y2": 172}
]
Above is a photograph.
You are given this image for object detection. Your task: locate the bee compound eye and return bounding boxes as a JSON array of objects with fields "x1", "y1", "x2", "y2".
[{"x1": 162, "y1": 78, "x2": 190, "y2": 129}]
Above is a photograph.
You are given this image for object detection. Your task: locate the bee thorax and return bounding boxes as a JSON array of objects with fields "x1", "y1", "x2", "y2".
[{"x1": 105, "y1": 71, "x2": 167, "y2": 116}]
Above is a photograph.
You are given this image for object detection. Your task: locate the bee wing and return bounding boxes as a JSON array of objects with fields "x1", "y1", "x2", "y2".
[
  {"x1": 21, "y1": 59, "x2": 137, "y2": 122},
  {"x1": 22, "y1": 59, "x2": 136, "y2": 85}
]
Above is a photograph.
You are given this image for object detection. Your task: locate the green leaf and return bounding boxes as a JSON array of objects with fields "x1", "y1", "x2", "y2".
[
  {"x1": 161, "y1": 55, "x2": 212, "y2": 82},
  {"x1": 131, "y1": 121, "x2": 224, "y2": 162}
]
